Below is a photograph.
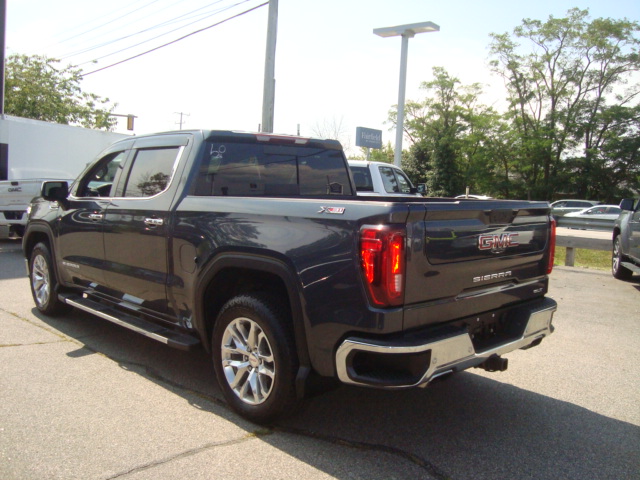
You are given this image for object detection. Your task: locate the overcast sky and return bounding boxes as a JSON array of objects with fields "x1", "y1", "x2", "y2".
[{"x1": 5, "y1": 0, "x2": 640, "y2": 154}]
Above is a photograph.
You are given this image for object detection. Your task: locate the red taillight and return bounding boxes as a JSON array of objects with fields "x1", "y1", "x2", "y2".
[
  {"x1": 360, "y1": 226, "x2": 406, "y2": 307},
  {"x1": 547, "y1": 217, "x2": 556, "y2": 274}
]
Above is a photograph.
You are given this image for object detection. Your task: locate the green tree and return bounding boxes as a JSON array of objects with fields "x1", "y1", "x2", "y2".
[
  {"x1": 489, "y1": 8, "x2": 640, "y2": 200},
  {"x1": 369, "y1": 142, "x2": 395, "y2": 163},
  {"x1": 5, "y1": 54, "x2": 117, "y2": 130},
  {"x1": 348, "y1": 143, "x2": 394, "y2": 163},
  {"x1": 567, "y1": 104, "x2": 640, "y2": 201},
  {"x1": 391, "y1": 67, "x2": 499, "y2": 197}
]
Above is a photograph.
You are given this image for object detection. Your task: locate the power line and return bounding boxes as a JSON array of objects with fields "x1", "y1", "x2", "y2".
[
  {"x1": 81, "y1": 2, "x2": 268, "y2": 77},
  {"x1": 56, "y1": 0, "x2": 164, "y2": 46},
  {"x1": 72, "y1": 1, "x2": 248, "y2": 66},
  {"x1": 60, "y1": 1, "x2": 229, "y2": 61}
]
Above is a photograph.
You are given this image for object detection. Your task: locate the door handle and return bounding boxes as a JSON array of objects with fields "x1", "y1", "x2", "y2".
[
  {"x1": 88, "y1": 213, "x2": 103, "y2": 221},
  {"x1": 144, "y1": 218, "x2": 163, "y2": 227}
]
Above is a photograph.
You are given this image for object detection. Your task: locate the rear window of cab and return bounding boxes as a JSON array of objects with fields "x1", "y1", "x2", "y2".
[{"x1": 191, "y1": 142, "x2": 353, "y2": 197}]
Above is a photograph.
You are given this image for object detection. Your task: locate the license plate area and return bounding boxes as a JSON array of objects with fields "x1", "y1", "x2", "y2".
[{"x1": 463, "y1": 307, "x2": 527, "y2": 353}]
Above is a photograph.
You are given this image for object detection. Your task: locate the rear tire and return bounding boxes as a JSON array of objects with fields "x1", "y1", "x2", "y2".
[
  {"x1": 29, "y1": 242, "x2": 69, "y2": 315},
  {"x1": 612, "y1": 236, "x2": 633, "y2": 280},
  {"x1": 212, "y1": 294, "x2": 299, "y2": 424}
]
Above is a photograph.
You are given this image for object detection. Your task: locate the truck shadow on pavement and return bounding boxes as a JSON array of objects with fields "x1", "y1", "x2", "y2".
[{"x1": 35, "y1": 308, "x2": 639, "y2": 480}]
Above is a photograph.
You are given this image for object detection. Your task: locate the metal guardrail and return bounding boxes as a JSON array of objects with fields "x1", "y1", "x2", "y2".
[
  {"x1": 556, "y1": 216, "x2": 616, "y2": 231},
  {"x1": 556, "y1": 229, "x2": 611, "y2": 266}
]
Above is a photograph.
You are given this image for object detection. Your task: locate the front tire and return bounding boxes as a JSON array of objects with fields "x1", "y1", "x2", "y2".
[
  {"x1": 29, "y1": 242, "x2": 68, "y2": 315},
  {"x1": 212, "y1": 294, "x2": 299, "y2": 424},
  {"x1": 612, "y1": 236, "x2": 633, "y2": 280}
]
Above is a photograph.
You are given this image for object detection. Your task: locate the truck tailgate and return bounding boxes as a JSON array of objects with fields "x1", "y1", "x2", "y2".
[
  {"x1": 0, "y1": 180, "x2": 50, "y2": 208},
  {"x1": 403, "y1": 199, "x2": 552, "y2": 329}
]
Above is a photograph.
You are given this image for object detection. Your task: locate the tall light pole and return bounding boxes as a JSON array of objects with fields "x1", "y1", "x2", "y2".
[
  {"x1": 261, "y1": 0, "x2": 278, "y2": 133},
  {"x1": 374, "y1": 21, "x2": 439, "y2": 167}
]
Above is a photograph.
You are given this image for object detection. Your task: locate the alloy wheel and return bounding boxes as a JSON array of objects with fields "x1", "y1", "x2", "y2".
[
  {"x1": 31, "y1": 254, "x2": 51, "y2": 308},
  {"x1": 220, "y1": 317, "x2": 275, "y2": 405}
]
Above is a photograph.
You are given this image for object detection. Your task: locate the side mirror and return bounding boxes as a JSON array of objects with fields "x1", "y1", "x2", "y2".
[
  {"x1": 416, "y1": 183, "x2": 427, "y2": 195},
  {"x1": 619, "y1": 198, "x2": 635, "y2": 211},
  {"x1": 42, "y1": 181, "x2": 69, "y2": 202}
]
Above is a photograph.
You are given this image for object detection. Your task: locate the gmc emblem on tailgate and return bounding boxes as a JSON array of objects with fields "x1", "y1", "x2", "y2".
[{"x1": 478, "y1": 233, "x2": 519, "y2": 251}]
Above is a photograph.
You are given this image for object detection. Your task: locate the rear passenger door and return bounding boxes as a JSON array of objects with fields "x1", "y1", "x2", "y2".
[{"x1": 102, "y1": 134, "x2": 190, "y2": 317}]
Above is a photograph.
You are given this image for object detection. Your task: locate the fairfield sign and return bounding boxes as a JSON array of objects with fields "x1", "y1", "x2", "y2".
[{"x1": 355, "y1": 127, "x2": 382, "y2": 149}]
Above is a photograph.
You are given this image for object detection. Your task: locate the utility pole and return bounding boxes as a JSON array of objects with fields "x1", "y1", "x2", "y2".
[
  {"x1": 175, "y1": 112, "x2": 190, "y2": 130},
  {"x1": 1, "y1": 0, "x2": 7, "y2": 116},
  {"x1": 261, "y1": 0, "x2": 278, "y2": 133}
]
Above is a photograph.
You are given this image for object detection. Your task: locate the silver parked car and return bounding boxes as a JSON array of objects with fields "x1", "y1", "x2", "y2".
[
  {"x1": 559, "y1": 204, "x2": 622, "y2": 230},
  {"x1": 550, "y1": 199, "x2": 600, "y2": 219}
]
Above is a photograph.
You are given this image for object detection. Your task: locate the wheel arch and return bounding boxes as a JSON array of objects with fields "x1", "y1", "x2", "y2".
[
  {"x1": 23, "y1": 224, "x2": 59, "y2": 279},
  {"x1": 612, "y1": 221, "x2": 630, "y2": 255},
  {"x1": 612, "y1": 226, "x2": 621, "y2": 242},
  {"x1": 194, "y1": 252, "x2": 311, "y2": 370}
]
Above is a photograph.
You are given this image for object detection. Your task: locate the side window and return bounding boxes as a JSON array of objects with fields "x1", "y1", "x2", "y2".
[
  {"x1": 77, "y1": 151, "x2": 126, "y2": 197},
  {"x1": 122, "y1": 147, "x2": 179, "y2": 198},
  {"x1": 350, "y1": 166, "x2": 374, "y2": 192},
  {"x1": 379, "y1": 166, "x2": 399, "y2": 193},
  {"x1": 393, "y1": 168, "x2": 413, "y2": 194}
]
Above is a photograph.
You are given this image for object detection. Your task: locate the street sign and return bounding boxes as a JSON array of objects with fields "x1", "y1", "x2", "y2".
[{"x1": 356, "y1": 127, "x2": 382, "y2": 149}]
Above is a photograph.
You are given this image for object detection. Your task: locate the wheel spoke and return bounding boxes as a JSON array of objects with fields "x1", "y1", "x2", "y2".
[
  {"x1": 258, "y1": 363, "x2": 275, "y2": 380},
  {"x1": 247, "y1": 321, "x2": 258, "y2": 351},
  {"x1": 222, "y1": 342, "x2": 248, "y2": 357},
  {"x1": 248, "y1": 369, "x2": 261, "y2": 403},
  {"x1": 225, "y1": 362, "x2": 250, "y2": 390},
  {"x1": 257, "y1": 332, "x2": 274, "y2": 363},
  {"x1": 238, "y1": 371, "x2": 253, "y2": 399},
  {"x1": 222, "y1": 358, "x2": 250, "y2": 370},
  {"x1": 229, "y1": 323, "x2": 249, "y2": 350}
]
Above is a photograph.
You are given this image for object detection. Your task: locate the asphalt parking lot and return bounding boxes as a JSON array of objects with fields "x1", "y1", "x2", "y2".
[{"x1": 1, "y1": 238, "x2": 638, "y2": 480}]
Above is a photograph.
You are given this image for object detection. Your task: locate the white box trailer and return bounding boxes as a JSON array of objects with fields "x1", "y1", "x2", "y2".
[{"x1": 0, "y1": 115, "x2": 129, "y2": 237}]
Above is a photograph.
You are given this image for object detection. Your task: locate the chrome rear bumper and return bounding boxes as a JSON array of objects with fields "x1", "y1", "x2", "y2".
[{"x1": 335, "y1": 297, "x2": 557, "y2": 388}]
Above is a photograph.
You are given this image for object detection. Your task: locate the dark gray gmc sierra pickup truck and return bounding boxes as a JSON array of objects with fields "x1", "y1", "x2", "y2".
[{"x1": 23, "y1": 130, "x2": 557, "y2": 423}]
